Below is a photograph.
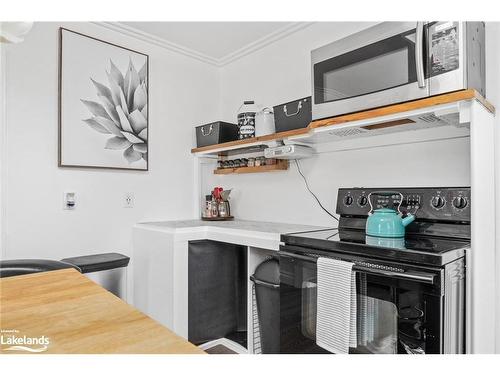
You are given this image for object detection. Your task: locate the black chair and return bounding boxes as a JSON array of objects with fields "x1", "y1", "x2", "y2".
[{"x1": 0, "y1": 259, "x2": 81, "y2": 278}]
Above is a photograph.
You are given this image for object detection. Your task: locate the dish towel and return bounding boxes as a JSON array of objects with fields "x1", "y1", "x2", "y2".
[{"x1": 316, "y1": 257, "x2": 357, "y2": 354}]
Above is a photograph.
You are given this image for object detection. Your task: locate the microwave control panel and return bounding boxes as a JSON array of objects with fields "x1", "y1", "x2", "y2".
[{"x1": 337, "y1": 187, "x2": 470, "y2": 222}]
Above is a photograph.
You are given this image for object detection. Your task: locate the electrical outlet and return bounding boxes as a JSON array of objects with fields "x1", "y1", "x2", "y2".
[{"x1": 124, "y1": 193, "x2": 134, "y2": 208}]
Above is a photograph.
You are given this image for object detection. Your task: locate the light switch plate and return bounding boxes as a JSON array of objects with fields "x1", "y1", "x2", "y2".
[{"x1": 63, "y1": 192, "x2": 76, "y2": 210}]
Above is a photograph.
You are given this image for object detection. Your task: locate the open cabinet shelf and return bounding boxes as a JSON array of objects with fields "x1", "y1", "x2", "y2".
[
  {"x1": 214, "y1": 160, "x2": 289, "y2": 175},
  {"x1": 191, "y1": 89, "x2": 495, "y2": 157}
]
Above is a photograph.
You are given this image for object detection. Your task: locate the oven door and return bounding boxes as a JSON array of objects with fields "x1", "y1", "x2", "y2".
[
  {"x1": 279, "y1": 249, "x2": 443, "y2": 354},
  {"x1": 311, "y1": 22, "x2": 430, "y2": 120}
]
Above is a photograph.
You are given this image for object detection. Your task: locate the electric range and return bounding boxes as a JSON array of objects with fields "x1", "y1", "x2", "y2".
[{"x1": 279, "y1": 187, "x2": 470, "y2": 354}]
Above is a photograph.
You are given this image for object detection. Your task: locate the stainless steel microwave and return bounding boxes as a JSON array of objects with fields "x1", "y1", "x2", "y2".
[{"x1": 311, "y1": 22, "x2": 485, "y2": 120}]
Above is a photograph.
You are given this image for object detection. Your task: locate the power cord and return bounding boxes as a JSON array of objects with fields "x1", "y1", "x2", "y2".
[{"x1": 294, "y1": 159, "x2": 339, "y2": 222}]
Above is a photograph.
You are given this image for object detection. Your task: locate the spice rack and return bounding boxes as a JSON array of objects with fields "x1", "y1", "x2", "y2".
[{"x1": 214, "y1": 159, "x2": 289, "y2": 175}]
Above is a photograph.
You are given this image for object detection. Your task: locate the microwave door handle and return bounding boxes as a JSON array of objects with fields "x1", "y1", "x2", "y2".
[{"x1": 415, "y1": 21, "x2": 426, "y2": 88}]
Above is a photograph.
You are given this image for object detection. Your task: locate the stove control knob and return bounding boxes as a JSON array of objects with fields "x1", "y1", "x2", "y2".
[
  {"x1": 431, "y1": 195, "x2": 445, "y2": 209},
  {"x1": 452, "y1": 196, "x2": 468, "y2": 210},
  {"x1": 344, "y1": 195, "x2": 353, "y2": 206},
  {"x1": 358, "y1": 196, "x2": 368, "y2": 207}
]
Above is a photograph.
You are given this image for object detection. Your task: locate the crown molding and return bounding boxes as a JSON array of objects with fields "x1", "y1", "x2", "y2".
[
  {"x1": 217, "y1": 22, "x2": 314, "y2": 66},
  {"x1": 93, "y1": 22, "x2": 220, "y2": 65},
  {"x1": 93, "y1": 21, "x2": 314, "y2": 67}
]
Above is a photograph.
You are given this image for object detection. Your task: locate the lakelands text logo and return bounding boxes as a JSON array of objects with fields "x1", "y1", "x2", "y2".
[{"x1": 1, "y1": 329, "x2": 50, "y2": 353}]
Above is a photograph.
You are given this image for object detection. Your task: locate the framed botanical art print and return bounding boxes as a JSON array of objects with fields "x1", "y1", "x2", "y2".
[{"x1": 59, "y1": 28, "x2": 149, "y2": 170}]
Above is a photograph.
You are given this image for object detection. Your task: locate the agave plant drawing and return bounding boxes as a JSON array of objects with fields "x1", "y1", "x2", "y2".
[{"x1": 81, "y1": 58, "x2": 148, "y2": 164}]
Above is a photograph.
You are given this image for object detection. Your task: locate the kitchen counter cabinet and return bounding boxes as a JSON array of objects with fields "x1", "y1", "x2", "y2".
[
  {"x1": 0, "y1": 269, "x2": 204, "y2": 354},
  {"x1": 132, "y1": 219, "x2": 325, "y2": 348}
]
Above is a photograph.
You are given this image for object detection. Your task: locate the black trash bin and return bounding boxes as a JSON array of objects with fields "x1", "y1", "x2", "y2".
[{"x1": 251, "y1": 258, "x2": 280, "y2": 354}]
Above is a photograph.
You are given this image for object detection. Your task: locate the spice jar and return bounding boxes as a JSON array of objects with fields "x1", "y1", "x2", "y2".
[
  {"x1": 256, "y1": 156, "x2": 266, "y2": 167},
  {"x1": 247, "y1": 158, "x2": 255, "y2": 167}
]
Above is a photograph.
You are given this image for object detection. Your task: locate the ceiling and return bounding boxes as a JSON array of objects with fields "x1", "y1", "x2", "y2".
[{"x1": 109, "y1": 22, "x2": 312, "y2": 66}]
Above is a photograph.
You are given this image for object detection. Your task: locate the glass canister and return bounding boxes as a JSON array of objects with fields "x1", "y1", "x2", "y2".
[
  {"x1": 255, "y1": 107, "x2": 275, "y2": 136},
  {"x1": 237, "y1": 100, "x2": 258, "y2": 139}
]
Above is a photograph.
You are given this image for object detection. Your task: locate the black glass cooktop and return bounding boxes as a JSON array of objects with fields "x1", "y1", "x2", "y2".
[{"x1": 281, "y1": 228, "x2": 469, "y2": 266}]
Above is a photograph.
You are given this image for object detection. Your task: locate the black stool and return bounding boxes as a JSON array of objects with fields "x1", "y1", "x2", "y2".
[{"x1": 0, "y1": 259, "x2": 81, "y2": 278}]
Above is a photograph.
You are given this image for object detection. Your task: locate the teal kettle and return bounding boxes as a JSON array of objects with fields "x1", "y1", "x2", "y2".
[{"x1": 366, "y1": 191, "x2": 415, "y2": 238}]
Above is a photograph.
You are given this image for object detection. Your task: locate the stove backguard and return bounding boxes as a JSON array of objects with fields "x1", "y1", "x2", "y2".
[{"x1": 336, "y1": 187, "x2": 471, "y2": 240}]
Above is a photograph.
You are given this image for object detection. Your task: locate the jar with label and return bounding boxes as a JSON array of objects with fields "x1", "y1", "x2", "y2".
[{"x1": 237, "y1": 100, "x2": 258, "y2": 139}]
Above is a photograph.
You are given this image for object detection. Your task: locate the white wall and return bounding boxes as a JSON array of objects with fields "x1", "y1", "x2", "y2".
[
  {"x1": 485, "y1": 22, "x2": 500, "y2": 352},
  {"x1": 1, "y1": 23, "x2": 220, "y2": 273},
  {"x1": 202, "y1": 22, "x2": 471, "y2": 227}
]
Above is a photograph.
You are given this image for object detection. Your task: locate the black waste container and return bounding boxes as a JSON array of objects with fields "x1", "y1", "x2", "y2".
[
  {"x1": 188, "y1": 240, "x2": 247, "y2": 347},
  {"x1": 61, "y1": 253, "x2": 130, "y2": 300},
  {"x1": 251, "y1": 258, "x2": 280, "y2": 354}
]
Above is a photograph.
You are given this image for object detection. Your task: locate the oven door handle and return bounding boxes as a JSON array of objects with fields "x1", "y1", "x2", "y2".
[
  {"x1": 279, "y1": 252, "x2": 436, "y2": 284},
  {"x1": 415, "y1": 21, "x2": 426, "y2": 88}
]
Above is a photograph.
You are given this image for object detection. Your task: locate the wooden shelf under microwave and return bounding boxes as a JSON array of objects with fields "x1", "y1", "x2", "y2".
[
  {"x1": 191, "y1": 89, "x2": 495, "y2": 157},
  {"x1": 214, "y1": 160, "x2": 289, "y2": 175}
]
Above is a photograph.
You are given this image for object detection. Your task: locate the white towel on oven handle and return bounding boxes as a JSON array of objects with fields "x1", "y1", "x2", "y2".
[{"x1": 316, "y1": 257, "x2": 357, "y2": 354}]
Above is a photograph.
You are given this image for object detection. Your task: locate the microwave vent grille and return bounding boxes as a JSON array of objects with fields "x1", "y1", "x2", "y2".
[
  {"x1": 417, "y1": 114, "x2": 442, "y2": 123},
  {"x1": 414, "y1": 112, "x2": 460, "y2": 127},
  {"x1": 328, "y1": 127, "x2": 368, "y2": 137}
]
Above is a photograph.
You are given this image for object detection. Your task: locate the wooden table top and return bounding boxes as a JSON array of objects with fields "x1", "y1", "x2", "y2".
[{"x1": 0, "y1": 269, "x2": 205, "y2": 354}]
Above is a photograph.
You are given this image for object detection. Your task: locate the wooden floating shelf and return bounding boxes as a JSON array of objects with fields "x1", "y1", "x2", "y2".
[
  {"x1": 191, "y1": 90, "x2": 495, "y2": 157},
  {"x1": 214, "y1": 160, "x2": 289, "y2": 175}
]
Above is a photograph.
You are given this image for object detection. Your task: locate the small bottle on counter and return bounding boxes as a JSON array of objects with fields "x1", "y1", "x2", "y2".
[
  {"x1": 204, "y1": 195, "x2": 213, "y2": 218},
  {"x1": 211, "y1": 195, "x2": 219, "y2": 217}
]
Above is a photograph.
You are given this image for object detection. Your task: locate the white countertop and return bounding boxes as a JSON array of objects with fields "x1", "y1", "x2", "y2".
[
  {"x1": 138, "y1": 219, "x2": 325, "y2": 233},
  {"x1": 134, "y1": 219, "x2": 329, "y2": 250}
]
